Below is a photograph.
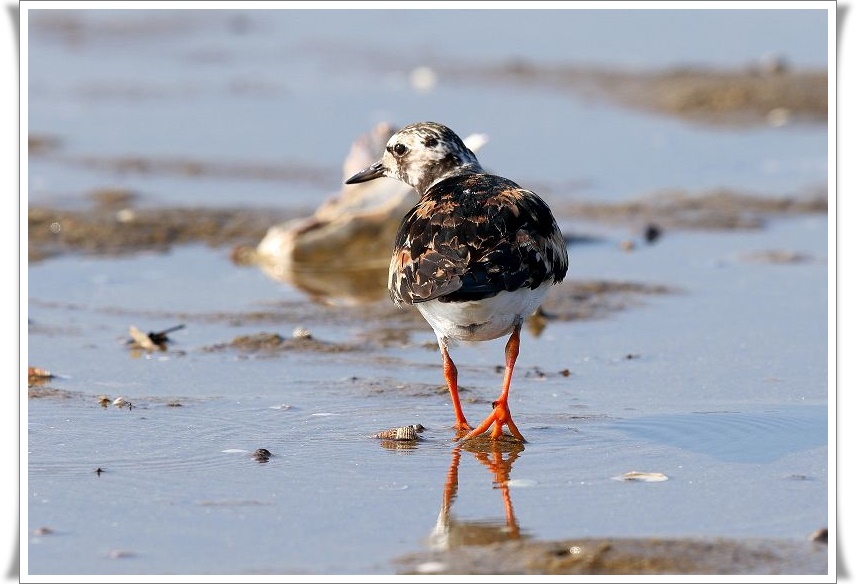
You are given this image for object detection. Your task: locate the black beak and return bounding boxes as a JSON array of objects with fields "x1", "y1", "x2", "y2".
[{"x1": 345, "y1": 161, "x2": 385, "y2": 184}]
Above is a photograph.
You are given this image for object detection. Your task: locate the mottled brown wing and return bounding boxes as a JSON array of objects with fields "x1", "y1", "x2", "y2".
[{"x1": 388, "y1": 174, "x2": 568, "y2": 306}]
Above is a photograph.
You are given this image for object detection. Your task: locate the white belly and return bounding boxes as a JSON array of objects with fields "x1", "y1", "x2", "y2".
[{"x1": 416, "y1": 285, "x2": 551, "y2": 342}]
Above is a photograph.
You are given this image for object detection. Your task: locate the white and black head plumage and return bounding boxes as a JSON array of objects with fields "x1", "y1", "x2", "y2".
[
  {"x1": 345, "y1": 121, "x2": 484, "y2": 196},
  {"x1": 345, "y1": 121, "x2": 568, "y2": 310}
]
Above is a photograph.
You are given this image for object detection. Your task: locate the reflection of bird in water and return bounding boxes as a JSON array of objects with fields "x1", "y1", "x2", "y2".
[
  {"x1": 345, "y1": 122, "x2": 568, "y2": 440},
  {"x1": 250, "y1": 122, "x2": 488, "y2": 306},
  {"x1": 428, "y1": 438, "x2": 527, "y2": 550}
]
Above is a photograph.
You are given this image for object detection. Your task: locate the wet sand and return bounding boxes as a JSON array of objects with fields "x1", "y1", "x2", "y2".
[
  {"x1": 27, "y1": 186, "x2": 827, "y2": 262},
  {"x1": 395, "y1": 535, "x2": 829, "y2": 575},
  {"x1": 444, "y1": 61, "x2": 827, "y2": 127}
]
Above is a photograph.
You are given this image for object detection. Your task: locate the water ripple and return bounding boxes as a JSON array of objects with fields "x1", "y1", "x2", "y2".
[{"x1": 613, "y1": 405, "x2": 827, "y2": 463}]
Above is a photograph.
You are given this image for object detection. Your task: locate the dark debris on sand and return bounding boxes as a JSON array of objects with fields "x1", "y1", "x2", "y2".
[
  {"x1": 202, "y1": 331, "x2": 360, "y2": 355},
  {"x1": 444, "y1": 60, "x2": 827, "y2": 127},
  {"x1": 27, "y1": 204, "x2": 301, "y2": 263},
  {"x1": 394, "y1": 535, "x2": 828, "y2": 575}
]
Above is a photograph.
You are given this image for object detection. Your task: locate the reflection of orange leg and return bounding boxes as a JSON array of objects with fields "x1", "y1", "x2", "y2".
[
  {"x1": 472, "y1": 444, "x2": 522, "y2": 539},
  {"x1": 462, "y1": 323, "x2": 525, "y2": 442},
  {"x1": 441, "y1": 343, "x2": 472, "y2": 435},
  {"x1": 442, "y1": 444, "x2": 463, "y2": 513},
  {"x1": 490, "y1": 445, "x2": 520, "y2": 538},
  {"x1": 498, "y1": 483, "x2": 520, "y2": 539}
]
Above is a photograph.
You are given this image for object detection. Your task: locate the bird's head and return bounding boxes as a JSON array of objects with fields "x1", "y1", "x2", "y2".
[{"x1": 345, "y1": 121, "x2": 484, "y2": 195}]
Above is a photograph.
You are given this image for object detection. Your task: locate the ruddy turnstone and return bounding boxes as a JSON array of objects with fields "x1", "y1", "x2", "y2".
[{"x1": 345, "y1": 122, "x2": 568, "y2": 441}]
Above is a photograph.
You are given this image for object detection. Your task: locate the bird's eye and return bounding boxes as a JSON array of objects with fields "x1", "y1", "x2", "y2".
[{"x1": 392, "y1": 143, "x2": 408, "y2": 157}]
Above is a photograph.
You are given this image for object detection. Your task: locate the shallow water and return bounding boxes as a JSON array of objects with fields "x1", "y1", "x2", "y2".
[{"x1": 24, "y1": 7, "x2": 830, "y2": 576}]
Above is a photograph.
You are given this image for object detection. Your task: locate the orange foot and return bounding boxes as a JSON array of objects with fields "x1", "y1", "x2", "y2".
[
  {"x1": 452, "y1": 421, "x2": 474, "y2": 441},
  {"x1": 460, "y1": 400, "x2": 525, "y2": 442}
]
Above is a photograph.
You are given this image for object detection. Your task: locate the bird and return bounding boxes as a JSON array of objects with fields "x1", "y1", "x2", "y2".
[{"x1": 345, "y1": 121, "x2": 568, "y2": 442}]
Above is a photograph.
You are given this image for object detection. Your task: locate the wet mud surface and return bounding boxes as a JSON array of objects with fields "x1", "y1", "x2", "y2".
[
  {"x1": 556, "y1": 187, "x2": 827, "y2": 231},
  {"x1": 27, "y1": 202, "x2": 299, "y2": 263},
  {"x1": 27, "y1": 54, "x2": 827, "y2": 264},
  {"x1": 445, "y1": 61, "x2": 827, "y2": 127},
  {"x1": 395, "y1": 535, "x2": 829, "y2": 575},
  {"x1": 27, "y1": 185, "x2": 827, "y2": 263}
]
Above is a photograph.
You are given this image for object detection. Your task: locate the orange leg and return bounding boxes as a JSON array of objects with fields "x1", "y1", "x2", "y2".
[
  {"x1": 441, "y1": 343, "x2": 472, "y2": 434},
  {"x1": 461, "y1": 322, "x2": 526, "y2": 442}
]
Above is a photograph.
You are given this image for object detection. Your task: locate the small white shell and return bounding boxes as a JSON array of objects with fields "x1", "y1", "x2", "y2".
[
  {"x1": 292, "y1": 327, "x2": 312, "y2": 339},
  {"x1": 374, "y1": 424, "x2": 424, "y2": 441},
  {"x1": 504, "y1": 478, "x2": 537, "y2": 488},
  {"x1": 612, "y1": 471, "x2": 669, "y2": 482},
  {"x1": 409, "y1": 66, "x2": 438, "y2": 92},
  {"x1": 415, "y1": 561, "x2": 447, "y2": 574}
]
